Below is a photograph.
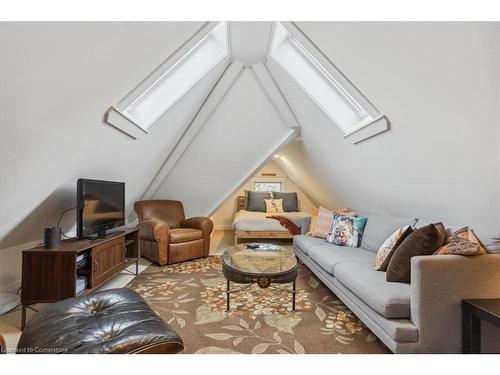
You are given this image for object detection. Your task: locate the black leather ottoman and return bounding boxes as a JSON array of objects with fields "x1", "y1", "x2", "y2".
[{"x1": 17, "y1": 288, "x2": 183, "y2": 354}]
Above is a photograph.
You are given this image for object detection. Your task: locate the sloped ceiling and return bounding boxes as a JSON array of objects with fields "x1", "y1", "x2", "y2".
[
  {"x1": 273, "y1": 22, "x2": 499, "y2": 238},
  {"x1": 0, "y1": 22, "x2": 226, "y2": 247},
  {"x1": 152, "y1": 67, "x2": 295, "y2": 216},
  {"x1": 1, "y1": 21, "x2": 499, "y2": 252}
]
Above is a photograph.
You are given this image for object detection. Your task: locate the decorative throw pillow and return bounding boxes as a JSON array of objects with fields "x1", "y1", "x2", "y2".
[
  {"x1": 265, "y1": 198, "x2": 284, "y2": 213},
  {"x1": 436, "y1": 227, "x2": 486, "y2": 255},
  {"x1": 272, "y1": 191, "x2": 299, "y2": 212},
  {"x1": 326, "y1": 213, "x2": 368, "y2": 247},
  {"x1": 311, "y1": 207, "x2": 358, "y2": 239},
  {"x1": 245, "y1": 190, "x2": 270, "y2": 212},
  {"x1": 374, "y1": 225, "x2": 413, "y2": 271},
  {"x1": 386, "y1": 223, "x2": 446, "y2": 283},
  {"x1": 307, "y1": 207, "x2": 319, "y2": 235}
]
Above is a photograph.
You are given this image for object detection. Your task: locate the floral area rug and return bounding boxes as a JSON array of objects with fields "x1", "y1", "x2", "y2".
[{"x1": 127, "y1": 256, "x2": 390, "y2": 354}]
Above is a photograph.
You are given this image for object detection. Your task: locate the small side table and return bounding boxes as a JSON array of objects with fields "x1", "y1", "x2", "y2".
[{"x1": 462, "y1": 299, "x2": 500, "y2": 353}]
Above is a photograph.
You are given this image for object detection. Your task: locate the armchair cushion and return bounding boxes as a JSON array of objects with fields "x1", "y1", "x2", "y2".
[{"x1": 169, "y1": 228, "x2": 202, "y2": 243}]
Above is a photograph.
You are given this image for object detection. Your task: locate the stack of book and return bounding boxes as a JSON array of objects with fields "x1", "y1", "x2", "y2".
[
  {"x1": 76, "y1": 276, "x2": 87, "y2": 294},
  {"x1": 76, "y1": 252, "x2": 89, "y2": 268}
]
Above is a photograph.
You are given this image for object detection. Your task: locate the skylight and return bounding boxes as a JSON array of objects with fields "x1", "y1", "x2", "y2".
[
  {"x1": 109, "y1": 22, "x2": 230, "y2": 133},
  {"x1": 269, "y1": 22, "x2": 385, "y2": 137}
]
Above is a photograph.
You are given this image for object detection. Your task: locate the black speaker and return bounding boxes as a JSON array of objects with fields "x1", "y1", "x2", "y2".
[{"x1": 44, "y1": 226, "x2": 61, "y2": 249}]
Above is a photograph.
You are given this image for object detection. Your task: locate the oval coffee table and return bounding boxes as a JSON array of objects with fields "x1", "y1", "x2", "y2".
[{"x1": 221, "y1": 243, "x2": 298, "y2": 312}]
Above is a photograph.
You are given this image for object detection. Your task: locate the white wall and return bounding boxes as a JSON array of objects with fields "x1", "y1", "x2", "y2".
[
  {"x1": 271, "y1": 22, "x2": 500, "y2": 240},
  {"x1": 0, "y1": 22, "x2": 227, "y2": 291},
  {"x1": 211, "y1": 159, "x2": 316, "y2": 229}
]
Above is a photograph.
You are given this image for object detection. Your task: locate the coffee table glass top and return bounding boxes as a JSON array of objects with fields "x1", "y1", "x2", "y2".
[{"x1": 222, "y1": 243, "x2": 297, "y2": 275}]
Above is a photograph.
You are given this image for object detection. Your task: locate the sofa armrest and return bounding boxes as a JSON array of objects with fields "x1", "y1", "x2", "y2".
[
  {"x1": 300, "y1": 216, "x2": 311, "y2": 235},
  {"x1": 138, "y1": 220, "x2": 169, "y2": 243},
  {"x1": 182, "y1": 217, "x2": 214, "y2": 235},
  {"x1": 410, "y1": 254, "x2": 500, "y2": 353}
]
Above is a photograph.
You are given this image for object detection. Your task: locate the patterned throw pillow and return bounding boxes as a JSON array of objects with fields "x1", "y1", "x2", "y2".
[
  {"x1": 311, "y1": 207, "x2": 357, "y2": 239},
  {"x1": 326, "y1": 213, "x2": 368, "y2": 247},
  {"x1": 436, "y1": 227, "x2": 486, "y2": 255},
  {"x1": 264, "y1": 198, "x2": 284, "y2": 213},
  {"x1": 307, "y1": 207, "x2": 319, "y2": 235},
  {"x1": 374, "y1": 225, "x2": 413, "y2": 271}
]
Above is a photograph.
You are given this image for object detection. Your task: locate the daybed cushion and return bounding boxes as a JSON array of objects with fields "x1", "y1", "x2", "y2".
[
  {"x1": 272, "y1": 191, "x2": 299, "y2": 212},
  {"x1": 334, "y1": 262, "x2": 411, "y2": 318},
  {"x1": 246, "y1": 191, "x2": 270, "y2": 212},
  {"x1": 308, "y1": 245, "x2": 374, "y2": 275},
  {"x1": 293, "y1": 235, "x2": 326, "y2": 255},
  {"x1": 361, "y1": 211, "x2": 418, "y2": 252}
]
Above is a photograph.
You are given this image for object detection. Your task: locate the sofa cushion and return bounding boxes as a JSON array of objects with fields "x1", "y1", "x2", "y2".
[
  {"x1": 293, "y1": 235, "x2": 326, "y2": 255},
  {"x1": 169, "y1": 228, "x2": 202, "y2": 243},
  {"x1": 308, "y1": 245, "x2": 374, "y2": 275},
  {"x1": 361, "y1": 211, "x2": 418, "y2": 252},
  {"x1": 334, "y1": 262, "x2": 411, "y2": 319}
]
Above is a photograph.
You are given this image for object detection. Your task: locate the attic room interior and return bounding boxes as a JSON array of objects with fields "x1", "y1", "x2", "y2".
[{"x1": 1, "y1": 3, "x2": 500, "y2": 368}]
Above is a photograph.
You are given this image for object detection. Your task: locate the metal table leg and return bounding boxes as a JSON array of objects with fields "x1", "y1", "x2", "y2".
[
  {"x1": 226, "y1": 279, "x2": 230, "y2": 311},
  {"x1": 292, "y1": 280, "x2": 296, "y2": 311}
]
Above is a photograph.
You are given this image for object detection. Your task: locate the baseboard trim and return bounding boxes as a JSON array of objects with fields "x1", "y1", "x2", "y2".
[{"x1": 213, "y1": 225, "x2": 234, "y2": 231}]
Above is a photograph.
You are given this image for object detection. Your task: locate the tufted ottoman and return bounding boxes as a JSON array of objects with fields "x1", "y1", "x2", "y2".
[{"x1": 17, "y1": 288, "x2": 183, "y2": 354}]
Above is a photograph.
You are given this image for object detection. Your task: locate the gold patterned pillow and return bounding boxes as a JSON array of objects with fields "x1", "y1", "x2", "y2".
[
  {"x1": 374, "y1": 225, "x2": 413, "y2": 271},
  {"x1": 264, "y1": 198, "x2": 284, "y2": 213},
  {"x1": 436, "y1": 227, "x2": 486, "y2": 255}
]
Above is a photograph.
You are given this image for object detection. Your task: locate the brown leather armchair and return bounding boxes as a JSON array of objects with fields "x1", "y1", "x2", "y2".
[{"x1": 134, "y1": 200, "x2": 213, "y2": 266}]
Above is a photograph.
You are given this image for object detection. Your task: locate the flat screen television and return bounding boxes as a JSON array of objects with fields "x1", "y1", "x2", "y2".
[{"x1": 77, "y1": 179, "x2": 125, "y2": 239}]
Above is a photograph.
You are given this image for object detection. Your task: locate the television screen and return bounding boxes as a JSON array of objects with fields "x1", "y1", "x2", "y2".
[{"x1": 77, "y1": 179, "x2": 125, "y2": 238}]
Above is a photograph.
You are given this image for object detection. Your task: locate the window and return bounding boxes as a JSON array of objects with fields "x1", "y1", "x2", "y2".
[
  {"x1": 110, "y1": 22, "x2": 230, "y2": 132},
  {"x1": 254, "y1": 182, "x2": 282, "y2": 192},
  {"x1": 269, "y1": 22, "x2": 385, "y2": 137}
]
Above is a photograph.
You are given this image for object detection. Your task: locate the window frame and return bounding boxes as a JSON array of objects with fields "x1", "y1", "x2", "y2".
[
  {"x1": 105, "y1": 22, "x2": 231, "y2": 138},
  {"x1": 267, "y1": 22, "x2": 388, "y2": 143}
]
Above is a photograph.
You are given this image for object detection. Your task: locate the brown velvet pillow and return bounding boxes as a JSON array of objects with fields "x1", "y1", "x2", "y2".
[
  {"x1": 386, "y1": 223, "x2": 445, "y2": 283},
  {"x1": 378, "y1": 225, "x2": 414, "y2": 271}
]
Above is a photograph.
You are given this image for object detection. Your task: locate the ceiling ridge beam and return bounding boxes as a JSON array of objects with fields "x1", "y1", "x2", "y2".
[
  {"x1": 251, "y1": 62, "x2": 300, "y2": 129},
  {"x1": 139, "y1": 59, "x2": 245, "y2": 202}
]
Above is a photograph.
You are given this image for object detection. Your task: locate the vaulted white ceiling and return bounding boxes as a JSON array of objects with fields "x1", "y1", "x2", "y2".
[
  {"x1": 103, "y1": 21, "x2": 389, "y2": 219},
  {"x1": 1, "y1": 21, "x2": 498, "y2": 259}
]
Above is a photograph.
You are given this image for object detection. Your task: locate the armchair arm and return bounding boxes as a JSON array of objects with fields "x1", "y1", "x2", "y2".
[
  {"x1": 410, "y1": 254, "x2": 500, "y2": 353},
  {"x1": 0, "y1": 333, "x2": 6, "y2": 354},
  {"x1": 182, "y1": 217, "x2": 214, "y2": 234},
  {"x1": 182, "y1": 217, "x2": 214, "y2": 257},
  {"x1": 138, "y1": 219, "x2": 169, "y2": 243}
]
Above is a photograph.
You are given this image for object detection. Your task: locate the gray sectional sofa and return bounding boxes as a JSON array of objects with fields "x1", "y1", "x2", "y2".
[{"x1": 295, "y1": 212, "x2": 500, "y2": 353}]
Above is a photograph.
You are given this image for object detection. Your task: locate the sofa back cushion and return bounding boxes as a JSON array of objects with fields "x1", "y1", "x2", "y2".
[{"x1": 361, "y1": 211, "x2": 418, "y2": 252}]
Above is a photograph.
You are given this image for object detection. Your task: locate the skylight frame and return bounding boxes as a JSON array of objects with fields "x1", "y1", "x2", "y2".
[
  {"x1": 267, "y1": 22, "x2": 388, "y2": 141},
  {"x1": 106, "y1": 21, "x2": 231, "y2": 137}
]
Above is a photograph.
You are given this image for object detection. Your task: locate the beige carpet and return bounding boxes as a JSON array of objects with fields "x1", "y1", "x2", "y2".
[{"x1": 127, "y1": 256, "x2": 390, "y2": 354}]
